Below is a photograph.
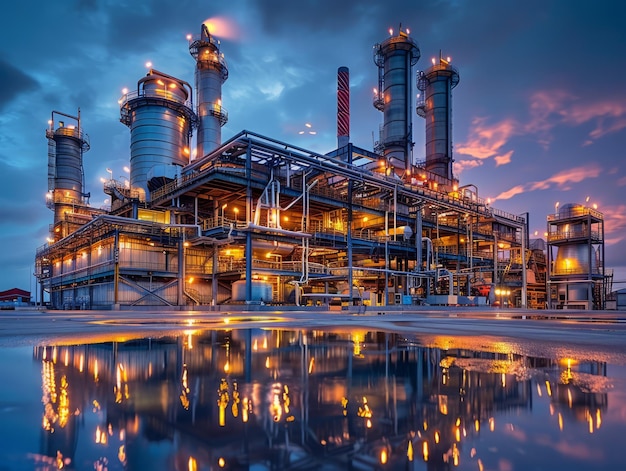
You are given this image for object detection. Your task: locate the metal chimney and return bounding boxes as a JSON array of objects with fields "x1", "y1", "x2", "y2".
[{"x1": 337, "y1": 67, "x2": 350, "y2": 148}]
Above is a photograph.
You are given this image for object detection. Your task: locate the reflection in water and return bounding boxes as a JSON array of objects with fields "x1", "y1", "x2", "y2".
[{"x1": 28, "y1": 329, "x2": 617, "y2": 470}]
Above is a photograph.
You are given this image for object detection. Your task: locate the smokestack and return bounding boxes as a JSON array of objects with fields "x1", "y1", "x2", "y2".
[{"x1": 337, "y1": 66, "x2": 350, "y2": 148}]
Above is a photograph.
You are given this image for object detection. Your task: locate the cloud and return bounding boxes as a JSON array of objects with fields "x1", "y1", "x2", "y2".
[
  {"x1": 457, "y1": 90, "x2": 626, "y2": 173},
  {"x1": 494, "y1": 150, "x2": 513, "y2": 166},
  {"x1": 0, "y1": 58, "x2": 39, "y2": 110},
  {"x1": 527, "y1": 90, "x2": 626, "y2": 145},
  {"x1": 493, "y1": 163, "x2": 601, "y2": 202},
  {"x1": 456, "y1": 116, "x2": 518, "y2": 162}
]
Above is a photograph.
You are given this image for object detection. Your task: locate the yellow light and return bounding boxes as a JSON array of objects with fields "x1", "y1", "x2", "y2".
[
  {"x1": 407, "y1": 441, "x2": 414, "y2": 461},
  {"x1": 188, "y1": 457, "x2": 197, "y2": 471},
  {"x1": 422, "y1": 441, "x2": 429, "y2": 461},
  {"x1": 489, "y1": 417, "x2": 495, "y2": 432},
  {"x1": 434, "y1": 431, "x2": 440, "y2": 443},
  {"x1": 558, "y1": 412, "x2": 563, "y2": 431},
  {"x1": 218, "y1": 457, "x2": 226, "y2": 468},
  {"x1": 545, "y1": 380, "x2": 552, "y2": 397},
  {"x1": 380, "y1": 449, "x2": 388, "y2": 465}
]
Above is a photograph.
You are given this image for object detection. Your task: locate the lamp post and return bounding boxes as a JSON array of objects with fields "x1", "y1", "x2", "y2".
[{"x1": 220, "y1": 203, "x2": 228, "y2": 226}]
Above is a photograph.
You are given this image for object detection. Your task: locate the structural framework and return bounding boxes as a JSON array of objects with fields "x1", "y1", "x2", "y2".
[{"x1": 36, "y1": 24, "x2": 539, "y2": 311}]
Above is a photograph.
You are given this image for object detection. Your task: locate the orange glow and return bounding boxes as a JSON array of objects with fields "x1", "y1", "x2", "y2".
[
  {"x1": 422, "y1": 441, "x2": 429, "y2": 461},
  {"x1": 407, "y1": 441, "x2": 414, "y2": 461},
  {"x1": 380, "y1": 449, "x2": 388, "y2": 464},
  {"x1": 202, "y1": 17, "x2": 239, "y2": 39}
]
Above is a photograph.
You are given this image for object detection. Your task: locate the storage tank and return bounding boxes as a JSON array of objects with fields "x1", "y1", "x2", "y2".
[
  {"x1": 119, "y1": 69, "x2": 197, "y2": 201},
  {"x1": 189, "y1": 23, "x2": 228, "y2": 160},
  {"x1": 373, "y1": 26, "x2": 420, "y2": 172},
  {"x1": 232, "y1": 280, "x2": 273, "y2": 303},
  {"x1": 45, "y1": 111, "x2": 90, "y2": 224},
  {"x1": 416, "y1": 55, "x2": 459, "y2": 180}
]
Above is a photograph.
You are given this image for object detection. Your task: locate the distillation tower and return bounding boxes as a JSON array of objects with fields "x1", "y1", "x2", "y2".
[
  {"x1": 45, "y1": 110, "x2": 93, "y2": 239},
  {"x1": 189, "y1": 23, "x2": 229, "y2": 159},
  {"x1": 416, "y1": 54, "x2": 460, "y2": 181},
  {"x1": 373, "y1": 27, "x2": 420, "y2": 173}
]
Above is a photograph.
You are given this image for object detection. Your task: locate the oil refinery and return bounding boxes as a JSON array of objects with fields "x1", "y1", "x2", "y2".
[{"x1": 34, "y1": 23, "x2": 608, "y2": 311}]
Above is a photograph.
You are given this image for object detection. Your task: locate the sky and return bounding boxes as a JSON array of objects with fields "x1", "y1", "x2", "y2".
[{"x1": 1, "y1": 0, "x2": 626, "y2": 294}]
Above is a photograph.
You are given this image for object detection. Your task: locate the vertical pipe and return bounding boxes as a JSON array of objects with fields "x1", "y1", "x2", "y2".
[{"x1": 337, "y1": 67, "x2": 350, "y2": 149}]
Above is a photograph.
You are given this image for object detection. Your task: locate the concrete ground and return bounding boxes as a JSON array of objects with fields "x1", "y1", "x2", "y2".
[{"x1": 1, "y1": 307, "x2": 625, "y2": 363}]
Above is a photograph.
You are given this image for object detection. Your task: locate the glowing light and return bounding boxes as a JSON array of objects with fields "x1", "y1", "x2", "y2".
[
  {"x1": 145, "y1": 61, "x2": 152, "y2": 68},
  {"x1": 202, "y1": 16, "x2": 239, "y2": 39},
  {"x1": 422, "y1": 441, "x2": 429, "y2": 461},
  {"x1": 218, "y1": 457, "x2": 226, "y2": 468},
  {"x1": 489, "y1": 417, "x2": 495, "y2": 432},
  {"x1": 380, "y1": 449, "x2": 388, "y2": 464},
  {"x1": 434, "y1": 431, "x2": 440, "y2": 443},
  {"x1": 558, "y1": 412, "x2": 563, "y2": 431},
  {"x1": 188, "y1": 457, "x2": 197, "y2": 471},
  {"x1": 407, "y1": 441, "x2": 414, "y2": 461}
]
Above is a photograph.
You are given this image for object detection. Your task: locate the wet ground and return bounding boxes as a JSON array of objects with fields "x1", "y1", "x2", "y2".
[{"x1": 0, "y1": 307, "x2": 625, "y2": 470}]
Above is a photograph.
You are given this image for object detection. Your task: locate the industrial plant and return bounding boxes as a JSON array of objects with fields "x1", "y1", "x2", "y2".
[{"x1": 34, "y1": 23, "x2": 609, "y2": 310}]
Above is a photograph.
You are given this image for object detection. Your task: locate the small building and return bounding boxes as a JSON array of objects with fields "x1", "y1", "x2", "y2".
[{"x1": 0, "y1": 288, "x2": 32, "y2": 308}]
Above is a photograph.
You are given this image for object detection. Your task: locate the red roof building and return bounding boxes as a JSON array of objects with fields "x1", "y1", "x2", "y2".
[{"x1": 0, "y1": 288, "x2": 31, "y2": 303}]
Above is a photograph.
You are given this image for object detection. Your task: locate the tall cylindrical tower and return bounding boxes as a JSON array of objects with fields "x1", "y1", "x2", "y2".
[
  {"x1": 337, "y1": 66, "x2": 350, "y2": 148},
  {"x1": 119, "y1": 69, "x2": 197, "y2": 201},
  {"x1": 416, "y1": 55, "x2": 459, "y2": 180},
  {"x1": 373, "y1": 27, "x2": 420, "y2": 172},
  {"x1": 45, "y1": 110, "x2": 90, "y2": 224},
  {"x1": 189, "y1": 23, "x2": 228, "y2": 160}
]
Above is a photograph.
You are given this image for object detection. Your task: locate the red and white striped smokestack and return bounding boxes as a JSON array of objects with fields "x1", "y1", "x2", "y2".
[{"x1": 337, "y1": 67, "x2": 350, "y2": 148}]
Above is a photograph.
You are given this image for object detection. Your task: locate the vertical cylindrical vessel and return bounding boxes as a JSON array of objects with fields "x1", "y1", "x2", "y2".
[
  {"x1": 119, "y1": 69, "x2": 197, "y2": 201},
  {"x1": 45, "y1": 112, "x2": 90, "y2": 224},
  {"x1": 337, "y1": 66, "x2": 350, "y2": 148},
  {"x1": 189, "y1": 23, "x2": 228, "y2": 160},
  {"x1": 416, "y1": 56, "x2": 459, "y2": 180},
  {"x1": 373, "y1": 28, "x2": 420, "y2": 172}
]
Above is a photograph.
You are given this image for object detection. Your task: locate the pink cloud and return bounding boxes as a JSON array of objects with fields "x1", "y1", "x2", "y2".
[
  {"x1": 456, "y1": 117, "x2": 518, "y2": 160},
  {"x1": 490, "y1": 164, "x2": 602, "y2": 203},
  {"x1": 453, "y1": 158, "x2": 483, "y2": 175},
  {"x1": 493, "y1": 184, "x2": 526, "y2": 201},
  {"x1": 494, "y1": 150, "x2": 514, "y2": 166}
]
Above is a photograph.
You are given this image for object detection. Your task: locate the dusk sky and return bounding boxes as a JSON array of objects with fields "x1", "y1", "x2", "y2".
[{"x1": 1, "y1": 0, "x2": 625, "y2": 294}]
